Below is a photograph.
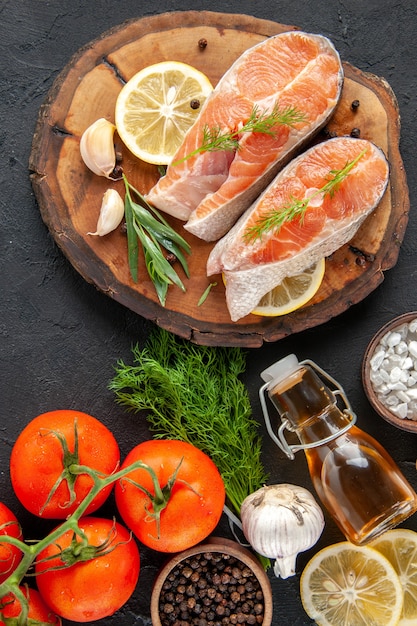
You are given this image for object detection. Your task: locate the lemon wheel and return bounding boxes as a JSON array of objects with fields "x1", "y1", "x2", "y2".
[
  {"x1": 300, "y1": 541, "x2": 403, "y2": 626},
  {"x1": 370, "y1": 529, "x2": 417, "y2": 625},
  {"x1": 115, "y1": 61, "x2": 213, "y2": 165},
  {"x1": 251, "y1": 258, "x2": 326, "y2": 317}
]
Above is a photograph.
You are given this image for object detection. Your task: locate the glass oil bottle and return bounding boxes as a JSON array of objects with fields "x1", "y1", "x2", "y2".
[{"x1": 259, "y1": 354, "x2": 417, "y2": 545}]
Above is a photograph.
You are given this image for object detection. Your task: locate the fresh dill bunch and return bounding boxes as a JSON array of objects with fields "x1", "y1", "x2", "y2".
[
  {"x1": 244, "y1": 148, "x2": 367, "y2": 243},
  {"x1": 173, "y1": 103, "x2": 306, "y2": 165},
  {"x1": 109, "y1": 327, "x2": 269, "y2": 516}
]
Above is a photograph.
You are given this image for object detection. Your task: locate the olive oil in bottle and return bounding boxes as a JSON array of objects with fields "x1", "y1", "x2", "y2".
[{"x1": 260, "y1": 354, "x2": 417, "y2": 545}]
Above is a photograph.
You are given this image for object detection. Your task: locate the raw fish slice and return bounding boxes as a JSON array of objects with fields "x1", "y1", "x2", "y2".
[
  {"x1": 207, "y1": 137, "x2": 390, "y2": 321},
  {"x1": 184, "y1": 127, "x2": 291, "y2": 240},
  {"x1": 145, "y1": 93, "x2": 250, "y2": 220},
  {"x1": 185, "y1": 52, "x2": 343, "y2": 241},
  {"x1": 146, "y1": 31, "x2": 343, "y2": 234},
  {"x1": 235, "y1": 32, "x2": 325, "y2": 98}
]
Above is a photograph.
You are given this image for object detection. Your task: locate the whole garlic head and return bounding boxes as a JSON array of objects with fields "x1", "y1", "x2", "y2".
[{"x1": 241, "y1": 484, "x2": 325, "y2": 579}]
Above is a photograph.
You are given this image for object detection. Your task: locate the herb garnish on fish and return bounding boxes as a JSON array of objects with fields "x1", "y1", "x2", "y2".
[
  {"x1": 243, "y1": 148, "x2": 367, "y2": 242},
  {"x1": 173, "y1": 104, "x2": 306, "y2": 165}
]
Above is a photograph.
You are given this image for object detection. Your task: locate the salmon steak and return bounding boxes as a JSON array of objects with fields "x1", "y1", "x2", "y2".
[
  {"x1": 146, "y1": 31, "x2": 344, "y2": 240},
  {"x1": 207, "y1": 137, "x2": 390, "y2": 321}
]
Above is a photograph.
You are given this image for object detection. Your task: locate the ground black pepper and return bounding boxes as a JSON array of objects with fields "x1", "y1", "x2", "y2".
[{"x1": 158, "y1": 551, "x2": 265, "y2": 625}]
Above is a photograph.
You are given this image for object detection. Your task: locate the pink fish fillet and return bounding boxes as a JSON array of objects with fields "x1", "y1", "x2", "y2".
[
  {"x1": 206, "y1": 137, "x2": 390, "y2": 321},
  {"x1": 146, "y1": 31, "x2": 344, "y2": 240}
]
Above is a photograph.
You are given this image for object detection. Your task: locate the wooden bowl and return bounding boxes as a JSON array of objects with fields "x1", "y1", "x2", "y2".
[
  {"x1": 150, "y1": 536, "x2": 273, "y2": 625},
  {"x1": 362, "y1": 311, "x2": 417, "y2": 433}
]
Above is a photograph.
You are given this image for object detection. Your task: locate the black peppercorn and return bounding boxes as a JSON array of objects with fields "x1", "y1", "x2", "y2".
[
  {"x1": 110, "y1": 164, "x2": 123, "y2": 179},
  {"x1": 198, "y1": 38, "x2": 208, "y2": 49},
  {"x1": 158, "y1": 552, "x2": 265, "y2": 626},
  {"x1": 190, "y1": 99, "x2": 201, "y2": 110},
  {"x1": 165, "y1": 252, "x2": 177, "y2": 264},
  {"x1": 351, "y1": 99, "x2": 360, "y2": 111},
  {"x1": 322, "y1": 127, "x2": 338, "y2": 139},
  {"x1": 350, "y1": 127, "x2": 361, "y2": 138},
  {"x1": 253, "y1": 603, "x2": 263, "y2": 615},
  {"x1": 182, "y1": 566, "x2": 193, "y2": 578}
]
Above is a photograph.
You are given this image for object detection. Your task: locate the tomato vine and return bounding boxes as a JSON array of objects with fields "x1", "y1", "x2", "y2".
[{"x1": 0, "y1": 444, "x2": 202, "y2": 624}]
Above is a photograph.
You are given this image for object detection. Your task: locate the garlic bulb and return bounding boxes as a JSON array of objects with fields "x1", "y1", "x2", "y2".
[
  {"x1": 87, "y1": 189, "x2": 125, "y2": 236},
  {"x1": 80, "y1": 118, "x2": 118, "y2": 178},
  {"x1": 241, "y1": 484, "x2": 324, "y2": 579}
]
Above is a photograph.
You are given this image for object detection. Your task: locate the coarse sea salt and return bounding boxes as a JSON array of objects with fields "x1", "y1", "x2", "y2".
[{"x1": 369, "y1": 319, "x2": 417, "y2": 421}]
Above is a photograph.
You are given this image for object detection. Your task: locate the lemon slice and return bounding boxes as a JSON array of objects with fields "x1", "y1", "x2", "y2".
[
  {"x1": 300, "y1": 542, "x2": 403, "y2": 626},
  {"x1": 115, "y1": 61, "x2": 213, "y2": 165},
  {"x1": 369, "y1": 529, "x2": 417, "y2": 625},
  {"x1": 251, "y1": 258, "x2": 325, "y2": 317}
]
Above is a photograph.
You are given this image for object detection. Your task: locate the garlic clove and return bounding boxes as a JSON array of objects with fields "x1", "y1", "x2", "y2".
[
  {"x1": 87, "y1": 189, "x2": 125, "y2": 236},
  {"x1": 241, "y1": 483, "x2": 325, "y2": 579},
  {"x1": 80, "y1": 118, "x2": 119, "y2": 178}
]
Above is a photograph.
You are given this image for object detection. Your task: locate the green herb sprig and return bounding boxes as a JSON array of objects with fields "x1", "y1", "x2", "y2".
[
  {"x1": 244, "y1": 147, "x2": 367, "y2": 243},
  {"x1": 109, "y1": 328, "x2": 268, "y2": 517},
  {"x1": 123, "y1": 175, "x2": 191, "y2": 306},
  {"x1": 173, "y1": 103, "x2": 306, "y2": 165},
  {"x1": 198, "y1": 282, "x2": 217, "y2": 306}
]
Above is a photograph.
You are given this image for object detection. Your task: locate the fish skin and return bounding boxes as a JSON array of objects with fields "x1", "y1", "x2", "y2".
[
  {"x1": 206, "y1": 137, "x2": 390, "y2": 322},
  {"x1": 145, "y1": 149, "x2": 235, "y2": 222},
  {"x1": 146, "y1": 92, "x2": 251, "y2": 220},
  {"x1": 184, "y1": 128, "x2": 293, "y2": 241},
  {"x1": 146, "y1": 31, "x2": 344, "y2": 238}
]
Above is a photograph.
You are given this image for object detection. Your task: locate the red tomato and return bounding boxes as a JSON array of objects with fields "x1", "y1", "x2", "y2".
[
  {"x1": 10, "y1": 410, "x2": 120, "y2": 518},
  {"x1": 0, "y1": 586, "x2": 61, "y2": 624},
  {"x1": 115, "y1": 439, "x2": 225, "y2": 552},
  {"x1": 0, "y1": 503, "x2": 23, "y2": 584},
  {"x1": 35, "y1": 517, "x2": 140, "y2": 622}
]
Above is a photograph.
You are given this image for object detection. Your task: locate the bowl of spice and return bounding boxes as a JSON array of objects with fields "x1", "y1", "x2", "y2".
[
  {"x1": 150, "y1": 536, "x2": 273, "y2": 625},
  {"x1": 362, "y1": 312, "x2": 417, "y2": 432}
]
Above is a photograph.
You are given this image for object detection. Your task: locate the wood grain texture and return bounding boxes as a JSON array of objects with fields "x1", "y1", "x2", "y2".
[{"x1": 29, "y1": 11, "x2": 409, "y2": 347}]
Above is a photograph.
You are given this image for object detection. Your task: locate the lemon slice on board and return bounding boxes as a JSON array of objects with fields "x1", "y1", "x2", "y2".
[
  {"x1": 300, "y1": 541, "x2": 403, "y2": 626},
  {"x1": 251, "y1": 258, "x2": 326, "y2": 317},
  {"x1": 115, "y1": 61, "x2": 213, "y2": 165},
  {"x1": 369, "y1": 529, "x2": 417, "y2": 625}
]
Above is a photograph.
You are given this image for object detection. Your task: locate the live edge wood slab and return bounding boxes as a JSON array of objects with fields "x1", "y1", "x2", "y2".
[{"x1": 29, "y1": 11, "x2": 409, "y2": 347}]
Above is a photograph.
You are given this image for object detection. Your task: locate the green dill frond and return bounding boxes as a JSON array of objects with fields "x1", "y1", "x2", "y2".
[{"x1": 109, "y1": 328, "x2": 268, "y2": 516}]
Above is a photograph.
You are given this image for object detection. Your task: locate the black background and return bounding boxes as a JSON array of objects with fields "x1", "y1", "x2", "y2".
[{"x1": 1, "y1": 1, "x2": 416, "y2": 624}]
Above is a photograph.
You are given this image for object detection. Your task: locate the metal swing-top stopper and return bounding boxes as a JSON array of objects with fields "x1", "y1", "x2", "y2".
[{"x1": 259, "y1": 354, "x2": 357, "y2": 460}]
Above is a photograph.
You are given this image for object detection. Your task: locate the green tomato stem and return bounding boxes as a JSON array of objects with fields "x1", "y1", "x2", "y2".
[{"x1": 0, "y1": 457, "x2": 173, "y2": 625}]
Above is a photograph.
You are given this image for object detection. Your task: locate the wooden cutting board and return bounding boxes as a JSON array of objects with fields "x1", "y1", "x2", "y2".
[{"x1": 29, "y1": 11, "x2": 409, "y2": 347}]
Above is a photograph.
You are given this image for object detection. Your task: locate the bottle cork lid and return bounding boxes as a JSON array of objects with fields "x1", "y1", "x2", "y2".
[{"x1": 260, "y1": 354, "x2": 300, "y2": 387}]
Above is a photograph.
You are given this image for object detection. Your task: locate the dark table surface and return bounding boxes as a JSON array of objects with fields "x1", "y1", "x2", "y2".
[{"x1": 1, "y1": 1, "x2": 417, "y2": 624}]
